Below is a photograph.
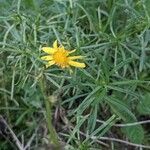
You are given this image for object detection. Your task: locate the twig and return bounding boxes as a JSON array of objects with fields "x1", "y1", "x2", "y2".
[
  {"x1": 24, "y1": 132, "x2": 36, "y2": 150},
  {"x1": 68, "y1": 125, "x2": 150, "y2": 149},
  {"x1": 79, "y1": 130, "x2": 109, "y2": 147},
  {"x1": 99, "y1": 137, "x2": 150, "y2": 149},
  {"x1": 97, "y1": 119, "x2": 150, "y2": 127},
  {"x1": 0, "y1": 130, "x2": 17, "y2": 149},
  {"x1": 0, "y1": 116, "x2": 25, "y2": 150},
  {"x1": 68, "y1": 126, "x2": 109, "y2": 147}
]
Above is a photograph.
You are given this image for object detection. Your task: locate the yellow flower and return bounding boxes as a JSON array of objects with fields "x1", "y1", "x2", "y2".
[{"x1": 41, "y1": 40, "x2": 86, "y2": 69}]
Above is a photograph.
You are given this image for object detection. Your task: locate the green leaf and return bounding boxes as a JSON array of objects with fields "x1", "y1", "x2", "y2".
[
  {"x1": 137, "y1": 93, "x2": 150, "y2": 115},
  {"x1": 87, "y1": 105, "x2": 98, "y2": 133},
  {"x1": 86, "y1": 115, "x2": 116, "y2": 142},
  {"x1": 106, "y1": 96, "x2": 144, "y2": 144},
  {"x1": 106, "y1": 97, "x2": 136, "y2": 122},
  {"x1": 68, "y1": 115, "x2": 89, "y2": 143},
  {"x1": 74, "y1": 86, "x2": 101, "y2": 115},
  {"x1": 122, "y1": 125, "x2": 144, "y2": 144}
]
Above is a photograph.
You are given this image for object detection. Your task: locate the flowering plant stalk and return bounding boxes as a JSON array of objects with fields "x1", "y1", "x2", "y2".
[
  {"x1": 39, "y1": 40, "x2": 86, "y2": 149},
  {"x1": 39, "y1": 74, "x2": 60, "y2": 149}
]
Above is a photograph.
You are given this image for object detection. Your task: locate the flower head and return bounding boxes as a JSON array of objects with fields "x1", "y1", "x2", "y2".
[{"x1": 41, "y1": 40, "x2": 86, "y2": 69}]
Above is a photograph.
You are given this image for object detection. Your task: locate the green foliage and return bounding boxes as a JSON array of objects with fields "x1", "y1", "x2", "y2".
[
  {"x1": 106, "y1": 96, "x2": 144, "y2": 143},
  {"x1": 122, "y1": 125, "x2": 144, "y2": 144},
  {"x1": 0, "y1": 0, "x2": 150, "y2": 149},
  {"x1": 137, "y1": 93, "x2": 150, "y2": 115}
]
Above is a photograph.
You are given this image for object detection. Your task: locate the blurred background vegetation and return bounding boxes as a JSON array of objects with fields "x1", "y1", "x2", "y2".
[{"x1": 0, "y1": 0, "x2": 150, "y2": 149}]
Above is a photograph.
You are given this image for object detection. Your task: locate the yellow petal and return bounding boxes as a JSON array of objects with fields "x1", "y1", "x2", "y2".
[
  {"x1": 68, "y1": 49, "x2": 76, "y2": 54},
  {"x1": 69, "y1": 56, "x2": 84, "y2": 60},
  {"x1": 68, "y1": 60, "x2": 86, "y2": 68},
  {"x1": 53, "y1": 40, "x2": 58, "y2": 48},
  {"x1": 46, "y1": 61, "x2": 55, "y2": 68},
  {"x1": 42, "y1": 47, "x2": 56, "y2": 54},
  {"x1": 41, "y1": 56, "x2": 53, "y2": 61}
]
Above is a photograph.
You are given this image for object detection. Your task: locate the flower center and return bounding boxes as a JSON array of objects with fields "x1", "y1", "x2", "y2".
[{"x1": 53, "y1": 49, "x2": 68, "y2": 67}]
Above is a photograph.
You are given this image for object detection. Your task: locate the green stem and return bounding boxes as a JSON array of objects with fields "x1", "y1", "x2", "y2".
[
  {"x1": 39, "y1": 74, "x2": 60, "y2": 149},
  {"x1": 44, "y1": 96, "x2": 60, "y2": 145}
]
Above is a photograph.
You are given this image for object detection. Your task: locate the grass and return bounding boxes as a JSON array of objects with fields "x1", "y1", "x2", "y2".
[{"x1": 0, "y1": 0, "x2": 150, "y2": 149}]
